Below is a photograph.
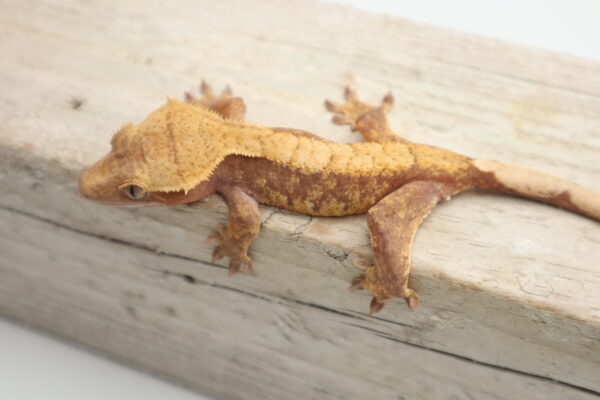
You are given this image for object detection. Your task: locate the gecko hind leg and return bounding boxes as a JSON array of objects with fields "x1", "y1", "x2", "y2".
[
  {"x1": 185, "y1": 80, "x2": 247, "y2": 120},
  {"x1": 351, "y1": 181, "x2": 455, "y2": 313},
  {"x1": 325, "y1": 87, "x2": 407, "y2": 143}
]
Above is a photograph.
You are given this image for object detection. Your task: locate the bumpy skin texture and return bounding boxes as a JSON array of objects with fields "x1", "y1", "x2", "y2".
[{"x1": 80, "y1": 81, "x2": 600, "y2": 314}]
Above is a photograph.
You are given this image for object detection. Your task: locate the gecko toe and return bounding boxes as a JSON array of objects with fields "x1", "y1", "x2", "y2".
[
  {"x1": 369, "y1": 297, "x2": 386, "y2": 314},
  {"x1": 205, "y1": 234, "x2": 220, "y2": 244},
  {"x1": 324, "y1": 99, "x2": 338, "y2": 113},
  {"x1": 205, "y1": 225, "x2": 225, "y2": 244},
  {"x1": 241, "y1": 258, "x2": 254, "y2": 275},
  {"x1": 227, "y1": 260, "x2": 241, "y2": 276},
  {"x1": 381, "y1": 92, "x2": 394, "y2": 111},
  {"x1": 332, "y1": 114, "x2": 347, "y2": 125},
  {"x1": 211, "y1": 246, "x2": 225, "y2": 262},
  {"x1": 184, "y1": 91, "x2": 195, "y2": 103},
  {"x1": 404, "y1": 288, "x2": 420, "y2": 311},
  {"x1": 349, "y1": 275, "x2": 365, "y2": 291},
  {"x1": 344, "y1": 86, "x2": 357, "y2": 101},
  {"x1": 200, "y1": 79, "x2": 213, "y2": 96},
  {"x1": 352, "y1": 257, "x2": 371, "y2": 270}
]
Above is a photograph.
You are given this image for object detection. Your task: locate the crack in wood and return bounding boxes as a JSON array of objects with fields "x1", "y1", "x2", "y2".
[
  {"x1": 287, "y1": 216, "x2": 313, "y2": 241},
  {"x1": 374, "y1": 333, "x2": 600, "y2": 397},
  {"x1": 342, "y1": 322, "x2": 600, "y2": 397},
  {"x1": 350, "y1": 311, "x2": 420, "y2": 330},
  {"x1": 262, "y1": 209, "x2": 282, "y2": 225}
]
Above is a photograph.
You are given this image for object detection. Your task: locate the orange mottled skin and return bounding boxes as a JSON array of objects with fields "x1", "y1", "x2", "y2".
[{"x1": 80, "y1": 81, "x2": 600, "y2": 313}]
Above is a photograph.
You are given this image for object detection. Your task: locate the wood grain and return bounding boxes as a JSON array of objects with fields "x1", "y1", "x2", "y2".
[{"x1": 0, "y1": 0, "x2": 599, "y2": 399}]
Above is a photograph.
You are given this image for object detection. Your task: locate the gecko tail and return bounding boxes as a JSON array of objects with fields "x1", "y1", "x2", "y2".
[{"x1": 470, "y1": 159, "x2": 600, "y2": 222}]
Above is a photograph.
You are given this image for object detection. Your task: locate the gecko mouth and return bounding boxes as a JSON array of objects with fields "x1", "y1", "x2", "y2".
[
  {"x1": 83, "y1": 197, "x2": 162, "y2": 207},
  {"x1": 78, "y1": 176, "x2": 162, "y2": 207},
  {"x1": 77, "y1": 188, "x2": 162, "y2": 207}
]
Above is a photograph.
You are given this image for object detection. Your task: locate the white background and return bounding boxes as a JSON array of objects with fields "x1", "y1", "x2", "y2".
[
  {"x1": 330, "y1": 0, "x2": 600, "y2": 61},
  {"x1": 2, "y1": 1, "x2": 599, "y2": 399}
]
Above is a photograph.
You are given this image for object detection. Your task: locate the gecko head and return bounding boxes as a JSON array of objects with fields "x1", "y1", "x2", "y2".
[
  {"x1": 79, "y1": 100, "x2": 226, "y2": 207},
  {"x1": 79, "y1": 123, "x2": 163, "y2": 206}
]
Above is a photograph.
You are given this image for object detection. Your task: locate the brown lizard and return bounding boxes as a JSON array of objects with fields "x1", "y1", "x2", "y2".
[{"x1": 79, "y1": 81, "x2": 600, "y2": 314}]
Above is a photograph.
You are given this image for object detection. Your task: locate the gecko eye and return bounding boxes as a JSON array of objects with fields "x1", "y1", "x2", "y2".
[{"x1": 123, "y1": 184, "x2": 147, "y2": 200}]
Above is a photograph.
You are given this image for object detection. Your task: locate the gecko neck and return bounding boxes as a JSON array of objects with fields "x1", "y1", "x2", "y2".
[{"x1": 192, "y1": 105, "x2": 273, "y2": 157}]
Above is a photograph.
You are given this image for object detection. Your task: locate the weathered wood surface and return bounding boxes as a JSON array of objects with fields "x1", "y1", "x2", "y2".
[{"x1": 1, "y1": 0, "x2": 599, "y2": 399}]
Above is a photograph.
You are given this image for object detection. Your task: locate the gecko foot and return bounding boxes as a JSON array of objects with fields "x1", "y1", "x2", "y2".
[
  {"x1": 349, "y1": 264, "x2": 419, "y2": 313},
  {"x1": 324, "y1": 87, "x2": 393, "y2": 131},
  {"x1": 185, "y1": 80, "x2": 246, "y2": 120},
  {"x1": 185, "y1": 80, "x2": 230, "y2": 107},
  {"x1": 206, "y1": 225, "x2": 254, "y2": 275}
]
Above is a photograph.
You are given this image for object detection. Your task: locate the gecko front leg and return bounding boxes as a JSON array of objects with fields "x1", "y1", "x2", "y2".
[
  {"x1": 185, "y1": 80, "x2": 247, "y2": 120},
  {"x1": 208, "y1": 186, "x2": 261, "y2": 275},
  {"x1": 352, "y1": 181, "x2": 456, "y2": 313}
]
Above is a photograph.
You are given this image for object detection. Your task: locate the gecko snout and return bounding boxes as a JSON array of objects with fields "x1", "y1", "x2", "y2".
[
  {"x1": 78, "y1": 154, "x2": 126, "y2": 204},
  {"x1": 78, "y1": 168, "x2": 103, "y2": 200}
]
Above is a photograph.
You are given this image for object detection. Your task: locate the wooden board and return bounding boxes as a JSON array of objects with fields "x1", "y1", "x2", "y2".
[{"x1": 0, "y1": 0, "x2": 599, "y2": 399}]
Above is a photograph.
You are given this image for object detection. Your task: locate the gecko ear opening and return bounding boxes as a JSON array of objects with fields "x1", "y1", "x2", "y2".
[{"x1": 122, "y1": 184, "x2": 147, "y2": 200}]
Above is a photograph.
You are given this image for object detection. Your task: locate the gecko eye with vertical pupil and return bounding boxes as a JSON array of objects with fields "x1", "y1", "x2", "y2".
[{"x1": 123, "y1": 184, "x2": 147, "y2": 200}]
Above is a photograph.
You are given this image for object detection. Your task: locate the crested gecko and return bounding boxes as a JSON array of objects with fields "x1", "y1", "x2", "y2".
[{"x1": 79, "y1": 81, "x2": 600, "y2": 314}]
